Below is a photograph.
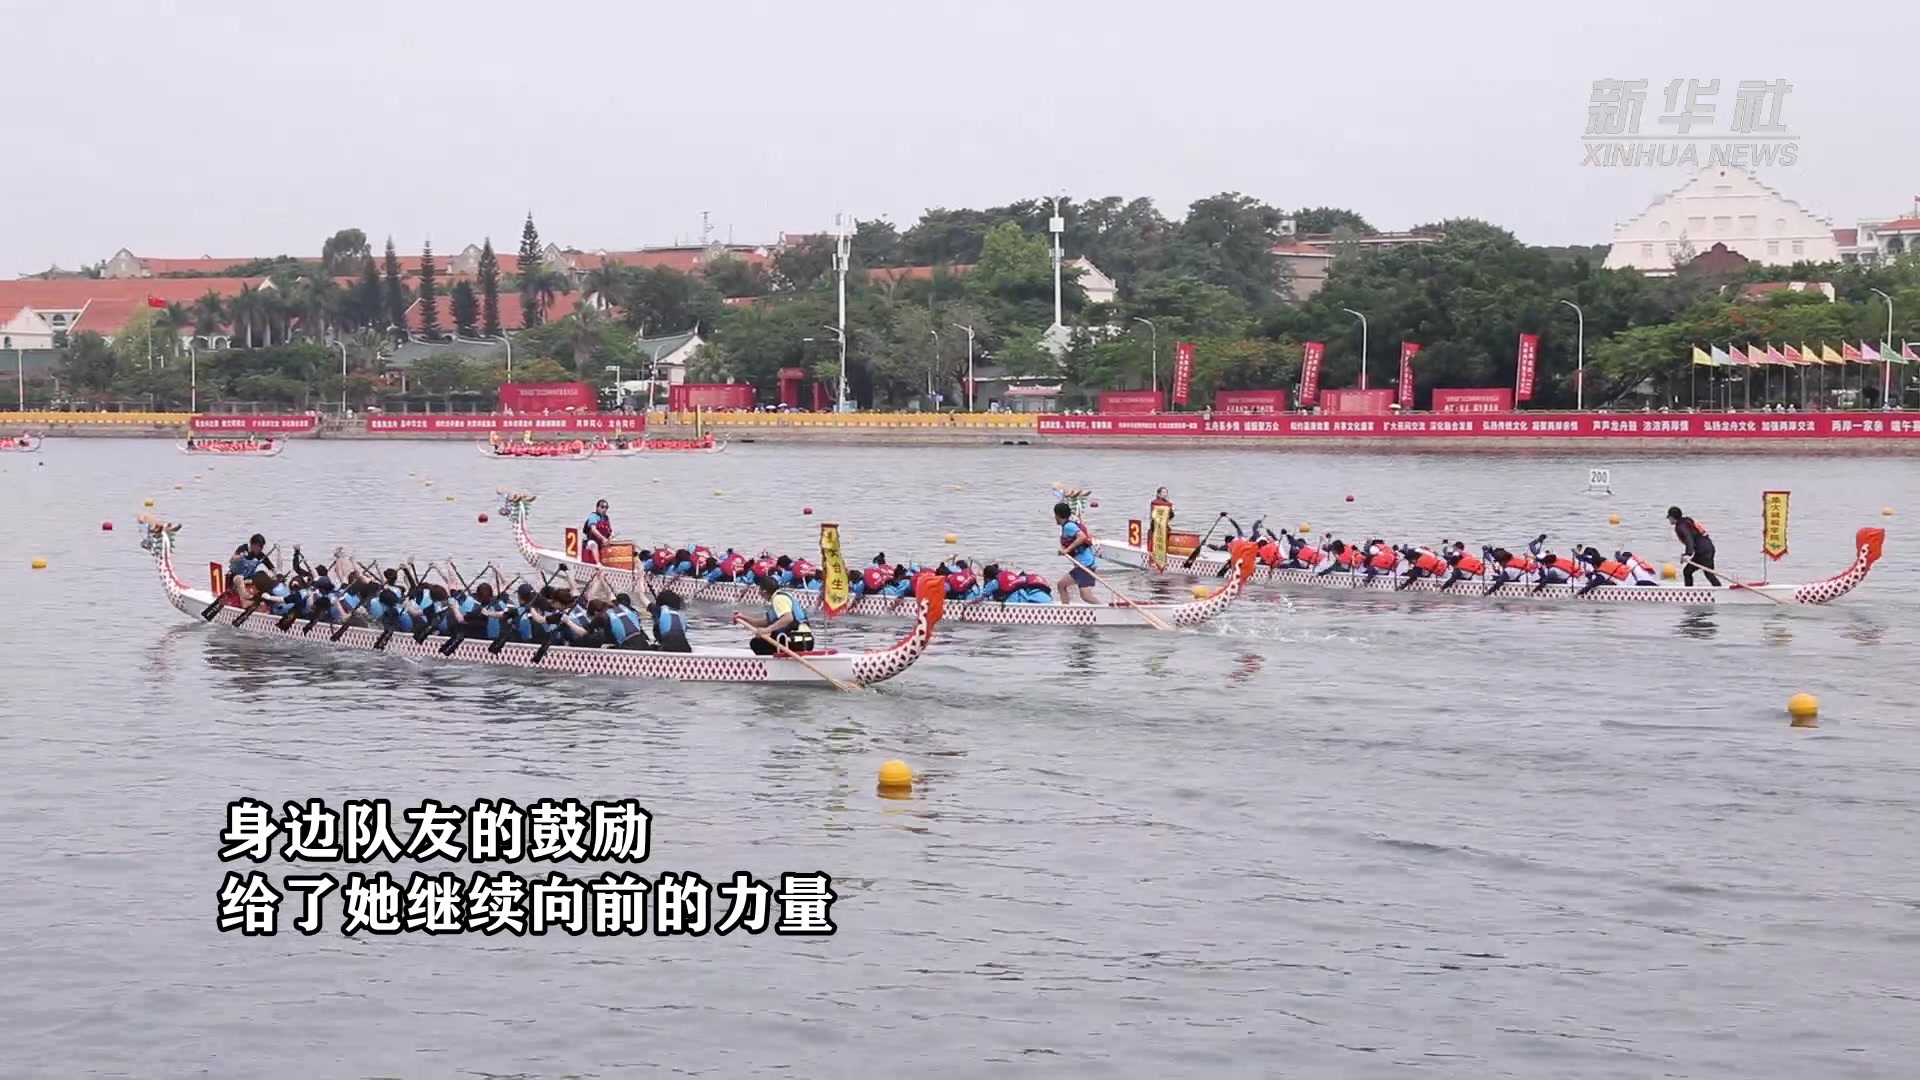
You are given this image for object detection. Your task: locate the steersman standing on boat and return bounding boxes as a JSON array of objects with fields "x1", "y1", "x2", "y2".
[
  {"x1": 1055, "y1": 501, "x2": 1100, "y2": 604},
  {"x1": 735, "y1": 577, "x2": 815, "y2": 655}
]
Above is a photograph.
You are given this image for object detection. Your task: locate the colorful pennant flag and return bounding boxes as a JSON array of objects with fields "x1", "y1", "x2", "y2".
[
  {"x1": 1711, "y1": 345, "x2": 1731, "y2": 367},
  {"x1": 1843, "y1": 342, "x2": 1863, "y2": 362},
  {"x1": 1691, "y1": 345, "x2": 1713, "y2": 367},
  {"x1": 1903, "y1": 342, "x2": 1919, "y2": 364},
  {"x1": 1767, "y1": 344, "x2": 1786, "y2": 365},
  {"x1": 1822, "y1": 344, "x2": 1844, "y2": 365},
  {"x1": 1862, "y1": 341, "x2": 1881, "y2": 362},
  {"x1": 1783, "y1": 343, "x2": 1804, "y2": 364}
]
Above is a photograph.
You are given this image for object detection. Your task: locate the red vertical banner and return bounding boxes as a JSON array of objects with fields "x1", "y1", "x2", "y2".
[
  {"x1": 1398, "y1": 342, "x2": 1420, "y2": 409},
  {"x1": 1515, "y1": 333, "x2": 1539, "y2": 403},
  {"x1": 1300, "y1": 341, "x2": 1324, "y2": 406},
  {"x1": 1172, "y1": 342, "x2": 1195, "y2": 405}
]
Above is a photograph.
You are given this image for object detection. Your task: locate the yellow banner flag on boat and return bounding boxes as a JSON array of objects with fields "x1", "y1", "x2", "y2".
[
  {"x1": 1762, "y1": 490, "x2": 1790, "y2": 562},
  {"x1": 1148, "y1": 501, "x2": 1173, "y2": 571},
  {"x1": 819, "y1": 523, "x2": 852, "y2": 616}
]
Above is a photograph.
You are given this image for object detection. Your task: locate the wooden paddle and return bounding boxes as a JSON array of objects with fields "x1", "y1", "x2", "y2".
[
  {"x1": 1181, "y1": 512, "x2": 1229, "y2": 570},
  {"x1": 1688, "y1": 560, "x2": 1787, "y2": 605},
  {"x1": 1062, "y1": 553, "x2": 1177, "y2": 632},
  {"x1": 732, "y1": 614, "x2": 862, "y2": 691}
]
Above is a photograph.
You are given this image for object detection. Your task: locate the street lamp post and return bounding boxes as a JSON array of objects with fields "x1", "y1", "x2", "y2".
[
  {"x1": 952, "y1": 323, "x2": 976, "y2": 411},
  {"x1": 1558, "y1": 299, "x2": 1585, "y2": 410},
  {"x1": 494, "y1": 334, "x2": 514, "y2": 381},
  {"x1": 13, "y1": 342, "x2": 23, "y2": 411},
  {"x1": 834, "y1": 214, "x2": 851, "y2": 412},
  {"x1": 819, "y1": 324, "x2": 846, "y2": 409},
  {"x1": 335, "y1": 340, "x2": 348, "y2": 416},
  {"x1": 928, "y1": 328, "x2": 940, "y2": 402},
  {"x1": 188, "y1": 340, "x2": 197, "y2": 413},
  {"x1": 1871, "y1": 287, "x2": 1894, "y2": 407},
  {"x1": 1132, "y1": 317, "x2": 1158, "y2": 398},
  {"x1": 1340, "y1": 308, "x2": 1368, "y2": 390}
]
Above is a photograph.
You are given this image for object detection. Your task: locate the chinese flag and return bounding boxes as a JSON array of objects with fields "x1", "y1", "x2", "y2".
[{"x1": 146, "y1": 296, "x2": 166, "y2": 309}]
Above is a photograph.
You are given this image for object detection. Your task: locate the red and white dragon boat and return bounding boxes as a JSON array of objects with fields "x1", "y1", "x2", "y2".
[
  {"x1": 0, "y1": 434, "x2": 42, "y2": 453},
  {"x1": 1094, "y1": 521, "x2": 1886, "y2": 608},
  {"x1": 591, "y1": 435, "x2": 727, "y2": 456},
  {"x1": 499, "y1": 491, "x2": 1256, "y2": 629},
  {"x1": 179, "y1": 437, "x2": 285, "y2": 456},
  {"x1": 141, "y1": 518, "x2": 940, "y2": 686}
]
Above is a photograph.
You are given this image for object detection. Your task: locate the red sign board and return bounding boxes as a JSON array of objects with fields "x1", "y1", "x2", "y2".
[
  {"x1": 1430, "y1": 388, "x2": 1515, "y2": 413},
  {"x1": 365, "y1": 414, "x2": 643, "y2": 432},
  {"x1": 1320, "y1": 388, "x2": 1394, "y2": 415},
  {"x1": 1172, "y1": 342, "x2": 1195, "y2": 405},
  {"x1": 497, "y1": 381, "x2": 598, "y2": 413},
  {"x1": 669, "y1": 383, "x2": 756, "y2": 412},
  {"x1": 1398, "y1": 342, "x2": 1420, "y2": 410},
  {"x1": 1036, "y1": 412, "x2": 1920, "y2": 440},
  {"x1": 1213, "y1": 389, "x2": 1289, "y2": 414},
  {"x1": 1299, "y1": 342, "x2": 1323, "y2": 406},
  {"x1": 1515, "y1": 333, "x2": 1539, "y2": 402},
  {"x1": 1097, "y1": 390, "x2": 1164, "y2": 414},
  {"x1": 190, "y1": 414, "x2": 317, "y2": 432}
]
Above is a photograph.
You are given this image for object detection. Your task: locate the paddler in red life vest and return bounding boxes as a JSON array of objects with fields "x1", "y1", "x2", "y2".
[
  {"x1": 1572, "y1": 546, "x2": 1636, "y2": 595},
  {"x1": 943, "y1": 559, "x2": 981, "y2": 600},
  {"x1": 1616, "y1": 549, "x2": 1661, "y2": 586},
  {"x1": 1435, "y1": 541, "x2": 1487, "y2": 591},
  {"x1": 1482, "y1": 546, "x2": 1537, "y2": 594},
  {"x1": 855, "y1": 553, "x2": 891, "y2": 597},
  {"x1": 1396, "y1": 544, "x2": 1451, "y2": 590},
  {"x1": 580, "y1": 500, "x2": 613, "y2": 564}
]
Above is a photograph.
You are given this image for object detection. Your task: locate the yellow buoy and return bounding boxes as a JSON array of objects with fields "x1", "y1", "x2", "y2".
[
  {"x1": 194, "y1": 474, "x2": 203, "y2": 480},
  {"x1": 1661, "y1": 563, "x2": 1678, "y2": 580},
  {"x1": 1883, "y1": 507, "x2": 1894, "y2": 516},
  {"x1": 445, "y1": 495, "x2": 456, "y2": 502},
  {"x1": 944, "y1": 534, "x2": 958, "y2": 545},
  {"x1": 1191, "y1": 583, "x2": 1210, "y2": 598},
  {"x1": 142, "y1": 499, "x2": 154, "y2": 507},
  {"x1": 951, "y1": 484, "x2": 964, "y2": 491},
  {"x1": 1787, "y1": 692, "x2": 1819, "y2": 725},
  {"x1": 1298, "y1": 523, "x2": 1310, "y2": 533},
  {"x1": 1608, "y1": 513, "x2": 1620, "y2": 525},
  {"x1": 30, "y1": 557, "x2": 47, "y2": 570},
  {"x1": 714, "y1": 489, "x2": 725, "y2": 496},
  {"x1": 877, "y1": 759, "x2": 914, "y2": 790},
  {"x1": 424, "y1": 480, "x2": 433, "y2": 487},
  {"x1": 173, "y1": 484, "x2": 183, "y2": 490}
]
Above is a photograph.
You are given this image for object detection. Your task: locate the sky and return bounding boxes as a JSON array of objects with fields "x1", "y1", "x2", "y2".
[{"x1": 6, "y1": 0, "x2": 1914, "y2": 275}]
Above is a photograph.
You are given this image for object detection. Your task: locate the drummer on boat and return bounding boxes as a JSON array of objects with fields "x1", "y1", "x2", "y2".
[
  {"x1": 581, "y1": 500, "x2": 613, "y2": 563},
  {"x1": 735, "y1": 577, "x2": 815, "y2": 655}
]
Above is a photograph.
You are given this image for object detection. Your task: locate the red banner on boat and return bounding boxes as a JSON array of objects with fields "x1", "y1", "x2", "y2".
[
  {"x1": 1300, "y1": 342, "x2": 1323, "y2": 406},
  {"x1": 190, "y1": 414, "x2": 317, "y2": 432},
  {"x1": 1320, "y1": 388, "x2": 1394, "y2": 415},
  {"x1": 497, "y1": 381, "x2": 598, "y2": 413},
  {"x1": 1035, "y1": 412, "x2": 1920, "y2": 440},
  {"x1": 1430, "y1": 388, "x2": 1514, "y2": 413},
  {"x1": 1398, "y1": 342, "x2": 1420, "y2": 410},
  {"x1": 1515, "y1": 333, "x2": 1539, "y2": 402},
  {"x1": 1172, "y1": 342, "x2": 1195, "y2": 405},
  {"x1": 365, "y1": 414, "x2": 642, "y2": 432},
  {"x1": 1212, "y1": 389, "x2": 1289, "y2": 414},
  {"x1": 1097, "y1": 390, "x2": 1163, "y2": 414}
]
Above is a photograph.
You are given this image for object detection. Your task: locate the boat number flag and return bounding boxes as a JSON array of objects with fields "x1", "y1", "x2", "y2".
[
  {"x1": 564, "y1": 527, "x2": 580, "y2": 560},
  {"x1": 1148, "y1": 498, "x2": 1174, "y2": 571},
  {"x1": 1398, "y1": 342, "x2": 1420, "y2": 409},
  {"x1": 1762, "y1": 490, "x2": 1790, "y2": 562},
  {"x1": 1515, "y1": 333, "x2": 1539, "y2": 402},
  {"x1": 1172, "y1": 342, "x2": 1195, "y2": 405},
  {"x1": 1300, "y1": 341, "x2": 1324, "y2": 406},
  {"x1": 818, "y1": 523, "x2": 851, "y2": 617},
  {"x1": 208, "y1": 561, "x2": 225, "y2": 597}
]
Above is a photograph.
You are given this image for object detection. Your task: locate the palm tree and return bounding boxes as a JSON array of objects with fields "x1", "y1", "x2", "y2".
[
  {"x1": 229, "y1": 286, "x2": 264, "y2": 348},
  {"x1": 191, "y1": 291, "x2": 227, "y2": 337},
  {"x1": 561, "y1": 306, "x2": 611, "y2": 371},
  {"x1": 582, "y1": 263, "x2": 628, "y2": 310},
  {"x1": 519, "y1": 266, "x2": 572, "y2": 327}
]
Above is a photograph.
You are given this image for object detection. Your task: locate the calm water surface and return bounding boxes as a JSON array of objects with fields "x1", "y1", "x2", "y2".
[{"x1": 3, "y1": 439, "x2": 1918, "y2": 1079}]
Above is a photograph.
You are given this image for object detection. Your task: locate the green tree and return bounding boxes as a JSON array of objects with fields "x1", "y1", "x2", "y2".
[
  {"x1": 190, "y1": 291, "x2": 227, "y2": 336},
  {"x1": 350, "y1": 257, "x2": 383, "y2": 330},
  {"x1": 451, "y1": 280, "x2": 479, "y2": 337},
  {"x1": 517, "y1": 213, "x2": 545, "y2": 326},
  {"x1": 703, "y1": 255, "x2": 768, "y2": 299},
  {"x1": 408, "y1": 353, "x2": 472, "y2": 396},
  {"x1": 1291, "y1": 207, "x2": 1374, "y2": 235},
  {"x1": 382, "y1": 238, "x2": 407, "y2": 332},
  {"x1": 477, "y1": 239, "x2": 502, "y2": 337},
  {"x1": 321, "y1": 228, "x2": 371, "y2": 275},
  {"x1": 417, "y1": 240, "x2": 441, "y2": 339},
  {"x1": 619, "y1": 267, "x2": 723, "y2": 336},
  {"x1": 772, "y1": 236, "x2": 834, "y2": 291},
  {"x1": 1162, "y1": 193, "x2": 1288, "y2": 309}
]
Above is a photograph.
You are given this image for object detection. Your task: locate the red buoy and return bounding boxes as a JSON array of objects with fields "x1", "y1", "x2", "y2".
[
  {"x1": 478, "y1": 513, "x2": 490, "y2": 523},
  {"x1": 803, "y1": 507, "x2": 813, "y2": 515},
  {"x1": 101, "y1": 521, "x2": 114, "y2": 531},
  {"x1": 1345, "y1": 494, "x2": 1356, "y2": 502},
  {"x1": 1090, "y1": 500, "x2": 1099, "y2": 508}
]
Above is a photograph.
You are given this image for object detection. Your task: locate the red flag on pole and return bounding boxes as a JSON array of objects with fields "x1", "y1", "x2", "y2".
[
  {"x1": 1300, "y1": 342, "x2": 1324, "y2": 406},
  {"x1": 146, "y1": 296, "x2": 166, "y2": 309},
  {"x1": 1398, "y1": 342, "x2": 1420, "y2": 409},
  {"x1": 1171, "y1": 342, "x2": 1194, "y2": 405},
  {"x1": 1515, "y1": 333, "x2": 1539, "y2": 402}
]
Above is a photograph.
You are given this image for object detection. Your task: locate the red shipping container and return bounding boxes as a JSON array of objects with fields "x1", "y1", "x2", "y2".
[
  {"x1": 1212, "y1": 389, "x2": 1289, "y2": 414},
  {"x1": 1429, "y1": 388, "x2": 1515, "y2": 414},
  {"x1": 498, "y1": 382, "x2": 598, "y2": 412},
  {"x1": 1098, "y1": 390, "x2": 1164, "y2": 414},
  {"x1": 1319, "y1": 388, "x2": 1394, "y2": 415},
  {"x1": 669, "y1": 383, "x2": 756, "y2": 412}
]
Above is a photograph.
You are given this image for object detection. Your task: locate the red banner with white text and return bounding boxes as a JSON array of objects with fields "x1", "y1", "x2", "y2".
[
  {"x1": 1213, "y1": 389, "x2": 1290, "y2": 414},
  {"x1": 1300, "y1": 342, "x2": 1324, "y2": 406},
  {"x1": 1398, "y1": 342, "x2": 1420, "y2": 410},
  {"x1": 1515, "y1": 333, "x2": 1539, "y2": 402},
  {"x1": 191, "y1": 414, "x2": 318, "y2": 432},
  {"x1": 1035, "y1": 412, "x2": 1920, "y2": 440},
  {"x1": 1172, "y1": 342, "x2": 1195, "y2": 405},
  {"x1": 365, "y1": 414, "x2": 644, "y2": 433},
  {"x1": 1430, "y1": 388, "x2": 1514, "y2": 413}
]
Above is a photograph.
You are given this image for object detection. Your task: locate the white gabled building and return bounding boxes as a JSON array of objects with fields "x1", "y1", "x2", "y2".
[{"x1": 1604, "y1": 166, "x2": 1840, "y2": 275}]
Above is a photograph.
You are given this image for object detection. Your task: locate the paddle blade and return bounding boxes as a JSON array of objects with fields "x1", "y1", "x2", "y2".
[
  {"x1": 1856, "y1": 527, "x2": 1887, "y2": 568},
  {"x1": 913, "y1": 569, "x2": 945, "y2": 630}
]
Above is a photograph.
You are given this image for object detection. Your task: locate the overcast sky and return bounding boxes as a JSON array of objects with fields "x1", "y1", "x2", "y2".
[{"x1": 6, "y1": 0, "x2": 1912, "y2": 275}]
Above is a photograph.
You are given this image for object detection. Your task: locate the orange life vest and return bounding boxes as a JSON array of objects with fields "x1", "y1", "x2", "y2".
[
  {"x1": 1595, "y1": 557, "x2": 1629, "y2": 581},
  {"x1": 1368, "y1": 550, "x2": 1399, "y2": 572},
  {"x1": 1505, "y1": 554, "x2": 1537, "y2": 573},
  {"x1": 1338, "y1": 547, "x2": 1364, "y2": 568},
  {"x1": 1414, "y1": 552, "x2": 1446, "y2": 575},
  {"x1": 1257, "y1": 540, "x2": 1282, "y2": 566},
  {"x1": 1296, "y1": 545, "x2": 1321, "y2": 565},
  {"x1": 1625, "y1": 554, "x2": 1656, "y2": 575},
  {"x1": 1454, "y1": 553, "x2": 1486, "y2": 576}
]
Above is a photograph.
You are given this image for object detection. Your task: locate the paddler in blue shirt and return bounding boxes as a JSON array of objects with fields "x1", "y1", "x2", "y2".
[
  {"x1": 1054, "y1": 501, "x2": 1099, "y2": 603},
  {"x1": 228, "y1": 533, "x2": 275, "y2": 594},
  {"x1": 736, "y1": 577, "x2": 815, "y2": 655},
  {"x1": 581, "y1": 500, "x2": 613, "y2": 564},
  {"x1": 649, "y1": 589, "x2": 692, "y2": 652}
]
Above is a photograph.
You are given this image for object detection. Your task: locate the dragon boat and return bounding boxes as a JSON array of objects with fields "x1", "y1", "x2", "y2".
[
  {"x1": 1092, "y1": 524, "x2": 1886, "y2": 608},
  {"x1": 0, "y1": 434, "x2": 42, "y2": 452},
  {"x1": 592, "y1": 435, "x2": 727, "y2": 456},
  {"x1": 179, "y1": 438, "x2": 284, "y2": 456},
  {"x1": 498, "y1": 491, "x2": 1255, "y2": 629},
  {"x1": 478, "y1": 441, "x2": 597, "y2": 460},
  {"x1": 140, "y1": 519, "x2": 940, "y2": 686}
]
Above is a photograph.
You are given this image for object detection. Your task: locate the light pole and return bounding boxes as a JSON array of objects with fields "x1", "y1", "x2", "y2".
[
  {"x1": 819, "y1": 324, "x2": 845, "y2": 408},
  {"x1": 928, "y1": 328, "x2": 940, "y2": 402},
  {"x1": 13, "y1": 340, "x2": 22, "y2": 411},
  {"x1": 1340, "y1": 308, "x2": 1368, "y2": 390},
  {"x1": 1049, "y1": 196, "x2": 1065, "y2": 331},
  {"x1": 952, "y1": 323, "x2": 976, "y2": 411},
  {"x1": 604, "y1": 364, "x2": 623, "y2": 410},
  {"x1": 188, "y1": 340, "x2": 197, "y2": 413},
  {"x1": 494, "y1": 334, "x2": 513, "y2": 381},
  {"x1": 834, "y1": 214, "x2": 850, "y2": 411},
  {"x1": 335, "y1": 340, "x2": 348, "y2": 415},
  {"x1": 1558, "y1": 299, "x2": 1585, "y2": 410},
  {"x1": 1132, "y1": 317, "x2": 1158, "y2": 398},
  {"x1": 1871, "y1": 287, "x2": 1894, "y2": 407}
]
